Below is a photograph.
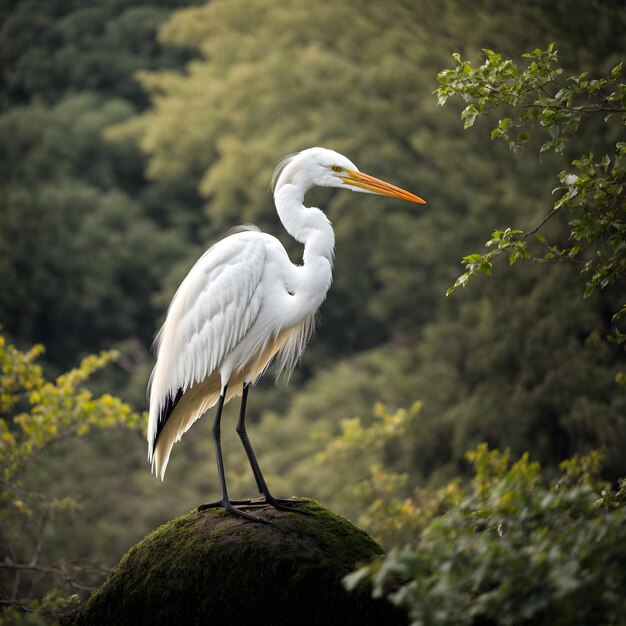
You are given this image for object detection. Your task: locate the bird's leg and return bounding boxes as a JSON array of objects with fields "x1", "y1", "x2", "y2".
[
  {"x1": 235, "y1": 383, "x2": 307, "y2": 513},
  {"x1": 237, "y1": 383, "x2": 265, "y2": 496},
  {"x1": 198, "y1": 385, "x2": 265, "y2": 523}
]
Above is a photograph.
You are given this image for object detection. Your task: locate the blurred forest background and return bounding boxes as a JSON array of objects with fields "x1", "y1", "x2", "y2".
[{"x1": 1, "y1": 0, "x2": 625, "y2": 621}]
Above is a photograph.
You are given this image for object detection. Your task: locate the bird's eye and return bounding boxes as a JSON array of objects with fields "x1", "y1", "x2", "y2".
[{"x1": 330, "y1": 165, "x2": 344, "y2": 173}]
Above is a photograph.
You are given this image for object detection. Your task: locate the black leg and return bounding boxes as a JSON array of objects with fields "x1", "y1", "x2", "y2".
[
  {"x1": 236, "y1": 383, "x2": 265, "y2": 495},
  {"x1": 198, "y1": 385, "x2": 264, "y2": 523},
  {"x1": 236, "y1": 383, "x2": 270, "y2": 495},
  {"x1": 235, "y1": 383, "x2": 308, "y2": 513}
]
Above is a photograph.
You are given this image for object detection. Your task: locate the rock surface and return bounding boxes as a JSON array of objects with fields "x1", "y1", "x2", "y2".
[{"x1": 63, "y1": 499, "x2": 407, "y2": 625}]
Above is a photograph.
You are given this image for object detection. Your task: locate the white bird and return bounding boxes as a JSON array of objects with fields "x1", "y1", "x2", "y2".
[{"x1": 148, "y1": 147, "x2": 425, "y2": 521}]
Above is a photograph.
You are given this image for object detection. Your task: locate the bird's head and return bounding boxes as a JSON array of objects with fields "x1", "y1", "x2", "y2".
[{"x1": 272, "y1": 147, "x2": 425, "y2": 204}]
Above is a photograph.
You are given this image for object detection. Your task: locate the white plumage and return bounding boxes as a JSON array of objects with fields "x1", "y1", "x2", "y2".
[
  {"x1": 147, "y1": 147, "x2": 425, "y2": 520},
  {"x1": 147, "y1": 228, "x2": 316, "y2": 478}
]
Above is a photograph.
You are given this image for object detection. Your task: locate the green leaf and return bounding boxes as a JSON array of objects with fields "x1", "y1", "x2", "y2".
[
  {"x1": 480, "y1": 260, "x2": 492, "y2": 276},
  {"x1": 583, "y1": 284, "x2": 595, "y2": 298}
]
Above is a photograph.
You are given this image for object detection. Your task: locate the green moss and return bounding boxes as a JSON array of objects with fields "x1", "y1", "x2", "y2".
[{"x1": 62, "y1": 500, "x2": 407, "y2": 626}]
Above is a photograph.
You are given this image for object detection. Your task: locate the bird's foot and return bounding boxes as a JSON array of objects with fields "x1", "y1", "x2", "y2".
[
  {"x1": 198, "y1": 498, "x2": 267, "y2": 523},
  {"x1": 198, "y1": 496, "x2": 311, "y2": 516},
  {"x1": 199, "y1": 498, "x2": 258, "y2": 509},
  {"x1": 246, "y1": 495, "x2": 313, "y2": 516}
]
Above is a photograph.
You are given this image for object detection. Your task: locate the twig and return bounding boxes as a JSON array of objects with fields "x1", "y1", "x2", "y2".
[{"x1": 523, "y1": 205, "x2": 562, "y2": 240}]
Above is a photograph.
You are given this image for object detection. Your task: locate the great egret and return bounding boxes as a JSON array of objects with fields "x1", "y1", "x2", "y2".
[{"x1": 148, "y1": 147, "x2": 425, "y2": 521}]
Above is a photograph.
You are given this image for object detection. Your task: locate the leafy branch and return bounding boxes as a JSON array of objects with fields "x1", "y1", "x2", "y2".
[
  {"x1": 346, "y1": 445, "x2": 626, "y2": 626},
  {"x1": 436, "y1": 45, "x2": 626, "y2": 316},
  {"x1": 0, "y1": 336, "x2": 143, "y2": 619}
]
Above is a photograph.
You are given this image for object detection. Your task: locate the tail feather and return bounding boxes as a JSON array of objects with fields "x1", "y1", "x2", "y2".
[
  {"x1": 149, "y1": 388, "x2": 183, "y2": 461},
  {"x1": 149, "y1": 373, "x2": 223, "y2": 479}
]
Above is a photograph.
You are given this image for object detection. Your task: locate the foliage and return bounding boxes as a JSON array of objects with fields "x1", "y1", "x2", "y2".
[
  {"x1": 347, "y1": 445, "x2": 626, "y2": 626},
  {"x1": 0, "y1": 0, "x2": 204, "y2": 373},
  {"x1": 0, "y1": 337, "x2": 142, "y2": 621},
  {"x1": 0, "y1": 94, "x2": 193, "y2": 374},
  {"x1": 437, "y1": 45, "x2": 626, "y2": 313},
  {"x1": 0, "y1": 0, "x2": 201, "y2": 110},
  {"x1": 311, "y1": 402, "x2": 423, "y2": 546}
]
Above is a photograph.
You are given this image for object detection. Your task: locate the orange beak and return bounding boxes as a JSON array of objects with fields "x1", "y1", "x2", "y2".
[{"x1": 343, "y1": 169, "x2": 426, "y2": 204}]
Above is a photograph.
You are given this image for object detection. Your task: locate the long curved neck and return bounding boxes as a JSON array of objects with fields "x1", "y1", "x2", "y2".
[
  {"x1": 273, "y1": 183, "x2": 335, "y2": 267},
  {"x1": 273, "y1": 181, "x2": 335, "y2": 316}
]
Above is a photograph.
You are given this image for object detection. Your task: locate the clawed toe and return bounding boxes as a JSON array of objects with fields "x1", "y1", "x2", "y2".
[
  {"x1": 199, "y1": 498, "x2": 268, "y2": 523},
  {"x1": 223, "y1": 501, "x2": 267, "y2": 523},
  {"x1": 199, "y1": 498, "x2": 258, "y2": 511},
  {"x1": 263, "y1": 496, "x2": 313, "y2": 515}
]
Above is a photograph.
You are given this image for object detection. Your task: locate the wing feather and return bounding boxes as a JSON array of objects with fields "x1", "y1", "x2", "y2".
[{"x1": 147, "y1": 232, "x2": 266, "y2": 464}]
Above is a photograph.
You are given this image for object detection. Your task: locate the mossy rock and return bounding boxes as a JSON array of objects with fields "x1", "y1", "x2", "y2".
[{"x1": 63, "y1": 500, "x2": 407, "y2": 626}]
